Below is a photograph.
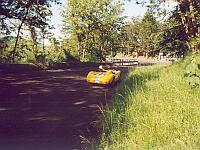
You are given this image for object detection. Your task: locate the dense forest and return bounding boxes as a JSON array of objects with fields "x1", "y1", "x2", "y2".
[{"x1": 0, "y1": 0, "x2": 200, "y2": 64}]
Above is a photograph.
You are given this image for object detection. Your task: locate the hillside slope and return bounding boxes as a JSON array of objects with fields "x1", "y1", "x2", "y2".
[{"x1": 98, "y1": 55, "x2": 200, "y2": 150}]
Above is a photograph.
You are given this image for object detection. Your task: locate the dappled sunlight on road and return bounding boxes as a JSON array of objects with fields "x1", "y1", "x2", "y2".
[
  {"x1": 73, "y1": 101, "x2": 87, "y2": 105},
  {"x1": 11, "y1": 80, "x2": 44, "y2": 85},
  {"x1": 0, "y1": 66, "x2": 128, "y2": 150}
]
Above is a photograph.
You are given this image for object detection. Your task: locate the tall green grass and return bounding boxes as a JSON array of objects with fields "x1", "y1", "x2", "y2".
[{"x1": 98, "y1": 59, "x2": 200, "y2": 150}]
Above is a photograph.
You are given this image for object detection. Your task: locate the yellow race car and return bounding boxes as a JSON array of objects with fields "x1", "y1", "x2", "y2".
[{"x1": 86, "y1": 65, "x2": 121, "y2": 85}]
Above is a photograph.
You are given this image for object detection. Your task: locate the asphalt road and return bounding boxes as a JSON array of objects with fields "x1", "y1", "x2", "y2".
[{"x1": 0, "y1": 66, "x2": 130, "y2": 150}]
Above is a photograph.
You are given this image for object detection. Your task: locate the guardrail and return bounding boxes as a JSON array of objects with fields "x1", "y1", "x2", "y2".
[{"x1": 107, "y1": 59, "x2": 139, "y2": 66}]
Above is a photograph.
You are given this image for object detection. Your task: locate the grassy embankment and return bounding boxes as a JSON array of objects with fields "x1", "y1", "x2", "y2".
[{"x1": 98, "y1": 57, "x2": 200, "y2": 150}]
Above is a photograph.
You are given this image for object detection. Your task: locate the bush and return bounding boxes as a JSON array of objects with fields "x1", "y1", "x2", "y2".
[{"x1": 185, "y1": 53, "x2": 200, "y2": 88}]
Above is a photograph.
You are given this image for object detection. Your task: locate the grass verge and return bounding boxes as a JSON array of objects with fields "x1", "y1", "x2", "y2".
[{"x1": 98, "y1": 58, "x2": 200, "y2": 150}]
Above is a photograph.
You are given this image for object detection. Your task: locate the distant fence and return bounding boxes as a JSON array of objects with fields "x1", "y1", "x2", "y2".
[
  {"x1": 50, "y1": 59, "x2": 139, "y2": 69},
  {"x1": 107, "y1": 58, "x2": 139, "y2": 66}
]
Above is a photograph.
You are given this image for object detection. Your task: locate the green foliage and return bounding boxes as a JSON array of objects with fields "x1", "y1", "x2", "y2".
[
  {"x1": 0, "y1": 36, "x2": 68, "y2": 65},
  {"x1": 98, "y1": 57, "x2": 200, "y2": 149},
  {"x1": 1, "y1": 0, "x2": 53, "y2": 33},
  {"x1": 156, "y1": 9, "x2": 188, "y2": 56},
  {"x1": 189, "y1": 37, "x2": 200, "y2": 49},
  {"x1": 81, "y1": 48, "x2": 104, "y2": 62},
  {"x1": 185, "y1": 53, "x2": 200, "y2": 88},
  {"x1": 45, "y1": 49, "x2": 67, "y2": 65},
  {"x1": 0, "y1": 36, "x2": 35, "y2": 63},
  {"x1": 62, "y1": 0, "x2": 123, "y2": 61},
  {"x1": 1, "y1": 0, "x2": 55, "y2": 63},
  {"x1": 121, "y1": 17, "x2": 141, "y2": 52},
  {"x1": 0, "y1": 36, "x2": 13, "y2": 63},
  {"x1": 61, "y1": 38, "x2": 79, "y2": 59},
  {"x1": 122, "y1": 0, "x2": 200, "y2": 57},
  {"x1": 140, "y1": 10, "x2": 158, "y2": 52}
]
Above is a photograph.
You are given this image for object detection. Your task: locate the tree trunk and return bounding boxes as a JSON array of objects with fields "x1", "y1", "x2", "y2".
[
  {"x1": 188, "y1": 0, "x2": 198, "y2": 37},
  {"x1": 11, "y1": 22, "x2": 23, "y2": 63},
  {"x1": 188, "y1": 0, "x2": 199, "y2": 54},
  {"x1": 177, "y1": 0, "x2": 198, "y2": 54},
  {"x1": 82, "y1": 43, "x2": 86, "y2": 60},
  {"x1": 29, "y1": 26, "x2": 37, "y2": 54},
  {"x1": 42, "y1": 34, "x2": 45, "y2": 53},
  {"x1": 121, "y1": 40, "x2": 124, "y2": 58},
  {"x1": 41, "y1": 32, "x2": 45, "y2": 64},
  {"x1": 135, "y1": 49, "x2": 139, "y2": 58},
  {"x1": 11, "y1": 7, "x2": 29, "y2": 63},
  {"x1": 77, "y1": 40, "x2": 80, "y2": 59},
  {"x1": 177, "y1": 0, "x2": 189, "y2": 37}
]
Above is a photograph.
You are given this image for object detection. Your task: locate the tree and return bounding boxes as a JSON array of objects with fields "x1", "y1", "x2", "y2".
[
  {"x1": 139, "y1": 10, "x2": 159, "y2": 57},
  {"x1": 176, "y1": 0, "x2": 200, "y2": 53},
  {"x1": 0, "y1": 0, "x2": 54, "y2": 63},
  {"x1": 28, "y1": 25, "x2": 38, "y2": 53},
  {"x1": 131, "y1": 0, "x2": 200, "y2": 54},
  {"x1": 62, "y1": 0, "x2": 123, "y2": 61},
  {"x1": 0, "y1": 36, "x2": 35, "y2": 63},
  {"x1": 154, "y1": 8, "x2": 189, "y2": 57}
]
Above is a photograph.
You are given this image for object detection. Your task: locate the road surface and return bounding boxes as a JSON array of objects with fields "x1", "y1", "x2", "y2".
[{"x1": 0, "y1": 66, "x2": 129, "y2": 150}]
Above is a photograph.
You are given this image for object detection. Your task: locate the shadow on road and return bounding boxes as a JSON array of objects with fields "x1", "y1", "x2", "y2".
[{"x1": 0, "y1": 66, "x2": 130, "y2": 150}]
